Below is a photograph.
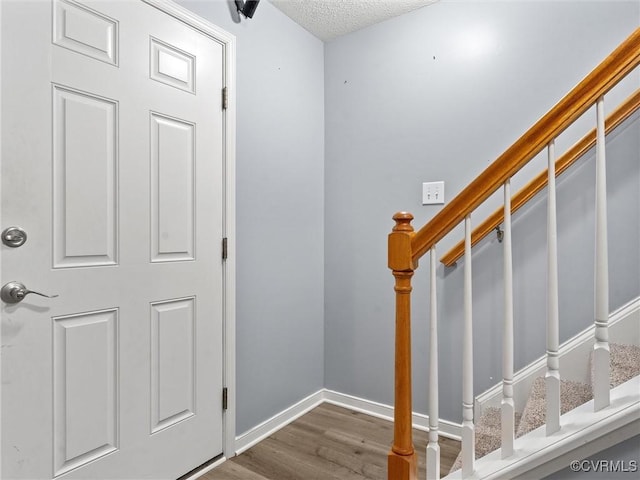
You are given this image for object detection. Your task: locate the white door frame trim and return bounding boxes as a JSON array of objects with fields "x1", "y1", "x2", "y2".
[
  {"x1": 0, "y1": 0, "x2": 237, "y2": 469},
  {"x1": 0, "y1": 2, "x2": 4, "y2": 474},
  {"x1": 141, "y1": 0, "x2": 238, "y2": 460}
]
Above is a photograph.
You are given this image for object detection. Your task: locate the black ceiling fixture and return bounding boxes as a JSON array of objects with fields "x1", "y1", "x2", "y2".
[{"x1": 235, "y1": 0, "x2": 260, "y2": 19}]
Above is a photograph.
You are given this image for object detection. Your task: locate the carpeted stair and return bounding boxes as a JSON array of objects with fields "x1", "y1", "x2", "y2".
[
  {"x1": 448, "y1": 408, "x2": 522, "y2": 473},
  {"x1": 592, "y1": 342, "x2": 640, "y2": 388},
  {"x1": 449, "y1": 342, "x2": 640, "y2": 475},
  {"x1": 515, "y1": 377, "x2": 593, "y2": 437}
]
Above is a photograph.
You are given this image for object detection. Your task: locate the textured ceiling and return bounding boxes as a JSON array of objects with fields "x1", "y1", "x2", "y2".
[{"x1": 270, "y1": 0, "x2": 439, "y2": 41}]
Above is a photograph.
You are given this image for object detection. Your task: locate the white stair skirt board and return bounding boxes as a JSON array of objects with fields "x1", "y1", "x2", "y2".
[
  {"x1": 476, "y1": 297, "x2": 640, "y2": 414},
  {"x1": 444, "y1": 375, "x2": 640, "y2": 480},
  {"x1": 233, "y1": 389, "x2": 463, "y2": 456}
]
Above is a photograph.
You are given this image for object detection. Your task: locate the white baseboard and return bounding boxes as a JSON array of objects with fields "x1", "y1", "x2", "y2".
[
  {"x1": 324, "y1": 389, "x2": 462, "y2": 441},
  {"x1": 234, "y1": 389, "x2": 325, "y2": 455},
  {"x1": 233, "y1": 388, "x2": 462, "y2": 457},
  {"x1": 475, "y1": 297, "x2": 640, "y2": 414}
]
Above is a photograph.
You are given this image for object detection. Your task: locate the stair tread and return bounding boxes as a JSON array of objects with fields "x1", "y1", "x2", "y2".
[
  {"x1": 448, "y1": 407, "x2": 521, "y2": 474},
  {"x1": 516, "y1": 377, "x2": 592, "y2": 437}
]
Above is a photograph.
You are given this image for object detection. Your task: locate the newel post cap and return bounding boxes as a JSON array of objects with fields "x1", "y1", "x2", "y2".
[{"x1": 392, "y1": 212, "x2": 414, "y2": 232}]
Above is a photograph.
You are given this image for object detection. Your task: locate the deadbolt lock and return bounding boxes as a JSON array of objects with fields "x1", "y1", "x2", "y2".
[{"x1": 2, "y1": 227, "x2": 27, "y2": 248}]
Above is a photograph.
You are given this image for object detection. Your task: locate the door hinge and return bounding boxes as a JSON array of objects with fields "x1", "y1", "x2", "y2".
[
  {"x1": 222, "y1": 387, "x2": 228, "y2": 410},
  {"x1": 222, "y1": 237, "x2": 228, "y2": 260},
  {"x1": 222, "y1": 87, "x2": 228, "y2": 110}
]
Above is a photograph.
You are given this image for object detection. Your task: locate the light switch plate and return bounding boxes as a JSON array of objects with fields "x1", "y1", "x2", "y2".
[{"x1": 422, "y1": 181, "x2": 445, "y2": 205}]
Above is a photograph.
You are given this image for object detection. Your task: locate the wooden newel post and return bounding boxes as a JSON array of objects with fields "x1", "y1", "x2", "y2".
[{"x1": 388, "y1": 212, "x2": 418, "y2": 480}]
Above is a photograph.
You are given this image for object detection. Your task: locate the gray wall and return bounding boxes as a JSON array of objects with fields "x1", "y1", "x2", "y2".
[
  {"x1": 176, "y1": 0, "x2": 639, "y2": 437},
  {"x1": 324, "y1": 0, "x2": 640, "y2": 423},
  {"x1": 177, "y1": 0, "x2": 325, "y2": 435}
]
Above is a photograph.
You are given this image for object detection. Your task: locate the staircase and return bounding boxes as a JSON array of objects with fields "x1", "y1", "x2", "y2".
[
  {"x1": 448, "y1": 343, "x2": 640, "y2": 476},
  {"x1": 386, "y1": 27, "x2": 640, "y2": 480}
]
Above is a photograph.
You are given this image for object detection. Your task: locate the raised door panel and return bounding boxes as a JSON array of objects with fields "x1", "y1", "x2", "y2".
[
  {"x1": 150, "y1": 37, "x2": 195, "y2": 94},
  {"x1": 150, "y1": 298, "x2": 195, "y2": 433},
  {"x1": 53, "y1": 0, "x2": 118, "y2": 66},
  {"x1": 53, "y1": 86, "x2": 118, "y2": 268},
  {"x1": 53, "y1": 309, "x2": 118, "y2": 477},
  {"x1": 150, "y1": 113, "x2": 195, "y2": 262}
]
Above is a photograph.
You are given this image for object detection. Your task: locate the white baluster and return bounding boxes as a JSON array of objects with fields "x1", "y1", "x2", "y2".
[
  {"x1": 502, "y1": 180, "x2": 515, "y2": 458},
  {"x1": 593, "y1": 96, "x2": 610, "y2": 411},
  {"x1": 462, "y1": 215, "x2": 475, "y2": 477},
  {"x1": 546, "y1": 140, "x2": 561, "y2": 435},
  {"x1": 427, "y1": 246, "x2": 440, "y2": 480}
]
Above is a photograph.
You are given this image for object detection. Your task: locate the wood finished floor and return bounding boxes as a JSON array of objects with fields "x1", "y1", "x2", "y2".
[{"x1": 202, "y1": 403, "x2": 460, "y2": 480}]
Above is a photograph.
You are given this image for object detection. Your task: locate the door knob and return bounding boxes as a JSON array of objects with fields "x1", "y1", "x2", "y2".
[{"x1": 1, "y1": 281, "x2": 59, "y2": 304}]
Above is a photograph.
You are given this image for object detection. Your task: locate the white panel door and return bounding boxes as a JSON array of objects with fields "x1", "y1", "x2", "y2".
[{"x1": 0, "y1": 1, "x2": 227, "y2": 478}]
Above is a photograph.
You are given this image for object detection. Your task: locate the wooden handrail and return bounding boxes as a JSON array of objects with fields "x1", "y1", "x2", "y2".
[
  {"x1": 440, "y1": 88, "x2": 640, "y2": 267},
  {"x1": 410, "y1": 27, "x2": 640, "y2": 263}
]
